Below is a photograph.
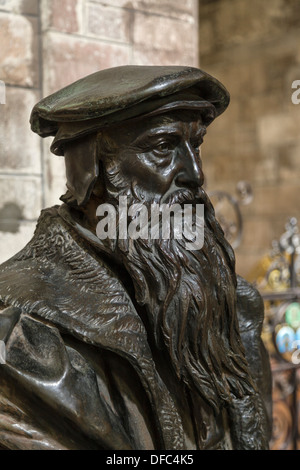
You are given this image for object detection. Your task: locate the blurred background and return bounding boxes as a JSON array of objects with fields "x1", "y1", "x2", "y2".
[{"x1": 0, "y1": 0, "x2": 300, "y2": 450}]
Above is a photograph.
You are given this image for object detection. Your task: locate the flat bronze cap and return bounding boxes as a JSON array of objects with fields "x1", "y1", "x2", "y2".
[{"x1": 30, "y1": 65, "x2": 230, "y2": 155}]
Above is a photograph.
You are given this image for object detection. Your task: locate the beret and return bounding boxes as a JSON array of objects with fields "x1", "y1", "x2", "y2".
[{"x1": 30, "y1": 65, "x2": 230, "y2": 155}]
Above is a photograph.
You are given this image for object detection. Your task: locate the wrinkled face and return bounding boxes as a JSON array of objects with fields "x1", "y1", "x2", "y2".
[
  {"x1": 102, "y1": 111, "x2": 207, "y2": 203},
  {"x1": 96, "y1": 111, "x2": 254, "y2": 419}
]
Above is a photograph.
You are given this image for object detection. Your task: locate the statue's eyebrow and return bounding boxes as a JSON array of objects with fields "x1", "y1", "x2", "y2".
[{"x1": 132, "y1": 126, "x2": 183, "y2": 145}]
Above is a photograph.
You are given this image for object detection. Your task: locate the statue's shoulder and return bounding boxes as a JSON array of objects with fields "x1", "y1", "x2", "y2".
[
  {"x1": 0, "y1": 206, "x2": 66, "y2": 281},
  {"x1": 236, "y1": 274, "x2": 264, "y2": 334},
  {"x1": 0, "y1": 206, "x2": 99, "y2": 308}
]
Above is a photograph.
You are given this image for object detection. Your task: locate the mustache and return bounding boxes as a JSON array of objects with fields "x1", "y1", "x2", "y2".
[
  {"x1": 165, "y1": 188, "x2": 210, "y2": 207},
  {"x1": 130, "y1": 182, "x2": 209, "y2": 207}
]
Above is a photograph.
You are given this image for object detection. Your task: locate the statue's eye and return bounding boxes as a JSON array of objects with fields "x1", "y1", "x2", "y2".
[
  {"x1": 154, "y1": 141, "x2": 171, "y2": 153},
  {"x1": 152, "y1": 136, "x2": 179, "y2": 155}
]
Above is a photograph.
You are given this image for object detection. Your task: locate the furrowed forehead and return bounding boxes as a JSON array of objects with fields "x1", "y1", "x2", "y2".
[
  {"x1": 143, "y1": 109, "x2": 204, "y2": 127},
  {"x1": 104, "y1": 109, "x2": 205, "y2": 141}
]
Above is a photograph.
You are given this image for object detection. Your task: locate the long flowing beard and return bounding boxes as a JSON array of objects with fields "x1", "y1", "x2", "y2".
[{"x1": 99, "y1": 156, "x2": 257, "y2": 415}]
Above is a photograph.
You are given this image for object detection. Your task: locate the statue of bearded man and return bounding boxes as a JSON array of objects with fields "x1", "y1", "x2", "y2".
[{"x1": 0, "y1": 66, "x2": 272, "y2": 451}]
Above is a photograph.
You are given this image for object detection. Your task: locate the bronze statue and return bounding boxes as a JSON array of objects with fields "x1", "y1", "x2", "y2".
[{"x1": 0, "y1": 66, "x2": 272, "y2": 450}]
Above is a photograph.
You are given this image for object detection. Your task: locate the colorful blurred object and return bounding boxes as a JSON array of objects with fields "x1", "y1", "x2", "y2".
[{"x1": 250, "y1": 218, "x2": 300, "y2": 450}]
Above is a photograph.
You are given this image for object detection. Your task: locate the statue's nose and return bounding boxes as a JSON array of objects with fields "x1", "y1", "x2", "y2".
[{"x1": 175, "y1": 144, "x2": 204, "y2": 188}]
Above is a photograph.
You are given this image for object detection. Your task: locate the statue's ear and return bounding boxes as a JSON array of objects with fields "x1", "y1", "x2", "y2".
[{"x1": 63, "y1": 133, "x2": 99, "y2": 206}]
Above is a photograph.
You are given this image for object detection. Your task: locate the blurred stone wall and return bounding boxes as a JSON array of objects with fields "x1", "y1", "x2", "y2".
[
  {"x1": 199, "y1": 0, "x2": 300, "y2": 278},
  {"x1": 0, "y1": 0, "x2": 199, "y2": 263}
]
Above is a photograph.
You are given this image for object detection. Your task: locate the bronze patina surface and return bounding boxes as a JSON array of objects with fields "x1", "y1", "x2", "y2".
[{"x1": 0, "y1": 66, "x2": 272, "y2": 450}]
